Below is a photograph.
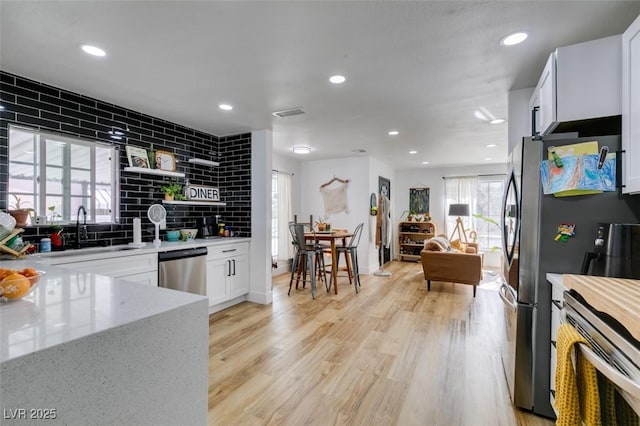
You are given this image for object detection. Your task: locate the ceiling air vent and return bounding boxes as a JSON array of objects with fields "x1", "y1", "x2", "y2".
[{"x1": 272, "y1": 108, "x2": 305, "y2": 118}]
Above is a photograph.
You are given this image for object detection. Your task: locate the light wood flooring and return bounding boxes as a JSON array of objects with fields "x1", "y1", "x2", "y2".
[{"x1": 208, "y1": 261, "x2": 555, "y2": 426}]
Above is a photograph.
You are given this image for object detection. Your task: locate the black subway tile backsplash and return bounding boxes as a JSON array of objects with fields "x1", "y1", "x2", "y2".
[{"x1": 1, "y1": 70, "x2": 252, "y2": 243}]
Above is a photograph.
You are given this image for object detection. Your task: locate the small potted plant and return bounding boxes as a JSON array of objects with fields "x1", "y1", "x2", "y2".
[
  {"x1": 50, "y1": 224, "x2": 65, "y2": 250},
  {"x1": 8, "y1": 194, "x2": 35, "y2": 227},
  {"x1": 315, "y1": 217, "x2": 330, "y2": 232},
  {"x1": 160, "y1": 182, "x2": 185, "y2": 201},
  {"x1": 401, "y1": 209, "x2": 417, "y2": 222}
]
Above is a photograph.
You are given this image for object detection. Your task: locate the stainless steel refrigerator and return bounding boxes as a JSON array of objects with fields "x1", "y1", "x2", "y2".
[{"x1": 499, "y1": 134, "x2": 640, "y2": 418}]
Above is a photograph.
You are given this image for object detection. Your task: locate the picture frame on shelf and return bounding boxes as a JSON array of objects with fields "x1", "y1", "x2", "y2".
[
  {"x1": 125, "y1": 146, "x2": 150, "y2": 168},
  {"x1": 155, "y1": 150, "x2": 176, "y2": 172}
]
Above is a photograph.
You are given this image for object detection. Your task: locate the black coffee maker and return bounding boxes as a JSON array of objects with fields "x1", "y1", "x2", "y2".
[
  {"x1": 196, "y1": 216, "x2": 219, "y2": 238},
  {"x1": 581, "y1": 223, "x2": 640, "y2": 279}
]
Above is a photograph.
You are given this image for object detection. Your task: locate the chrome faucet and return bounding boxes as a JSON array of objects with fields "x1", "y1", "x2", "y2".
[{"x1": 75, "y1": 205, "x2": 88, "y2": 249}]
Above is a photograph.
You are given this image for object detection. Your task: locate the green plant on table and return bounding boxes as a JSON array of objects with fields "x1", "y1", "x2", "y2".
[{"x1": 314, "y1": 217, "x2": 330, "y2": 231}]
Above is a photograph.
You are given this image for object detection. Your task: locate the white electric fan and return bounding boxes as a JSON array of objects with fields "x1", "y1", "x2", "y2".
[{"x1": 147, "y1": 204, "x2": 167, "y2": 248}]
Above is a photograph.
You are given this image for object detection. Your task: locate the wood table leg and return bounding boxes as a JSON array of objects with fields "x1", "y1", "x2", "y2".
[{"x1": 331, "y1": 239, "x2": 338, "y2": 294}]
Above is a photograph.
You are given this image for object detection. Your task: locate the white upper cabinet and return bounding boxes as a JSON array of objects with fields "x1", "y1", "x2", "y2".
[
  {"x1": 622, "y1": 14, "x2": 640, "y2": 194},
  {"x1": 530, "y1": 35, "x2": 622, "y2": 136}
]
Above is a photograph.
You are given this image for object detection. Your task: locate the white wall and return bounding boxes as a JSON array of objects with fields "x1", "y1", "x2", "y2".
[
  {"x1": 299, "y1": 156, "x2": 378, "y2": 273},
  {"x1": 249, "y1": 130, "x2": 272, "y2": 305},
  {"x1": 395, "y1": 163, "x2": 508, "y2": 257},
  {"x1": 508, "y1": 87, "x2": 535, "y2": 154}
]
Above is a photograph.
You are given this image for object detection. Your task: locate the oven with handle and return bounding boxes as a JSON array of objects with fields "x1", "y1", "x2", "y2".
[{"x1": 563, "y1": 291, "x2": 640, "y2": 415}]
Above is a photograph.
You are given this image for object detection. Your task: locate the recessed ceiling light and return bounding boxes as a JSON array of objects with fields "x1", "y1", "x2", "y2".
[
  {"x1": 474, "y1": 110, "x2": 487, "y2": 121},
  {"x1": 490, "y1": 118, "x2": 506, "y2": 124},
  {"x1": 292, "y1": 145, "x2": 311, "y2": 154},
  {"x1": 487, "y1": 144, "x2": 497, "y2": 148},
  {"x1": 218, "y1": 104, "x2": 233, "y2": 111},
  {"x1": 501, "y1": 32, "x2": 528, "y2": 46},
  {"x1": 388, "y1": 130, "x2": 399, "y2": 136},
  {"x1": 0, "y1": 105, "x2": 4, "y2": 110},
  {"x1": 422, "y1": 161, "x2": 429, "y2": 165},
  {"x1": 81, "y1": 44, "x2": 106, "y2": 57},
  {"x1": 329, "y1": 75, "x2": 346, "y2": 84},
  {"x1": 409, "y1": 150, "x2": 417, "y2": 154},
  {"x1": 485, "y1": 157, "x2": 492, "y2": 161}
]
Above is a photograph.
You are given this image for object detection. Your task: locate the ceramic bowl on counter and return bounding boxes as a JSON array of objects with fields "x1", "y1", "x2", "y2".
[
  {"x1": 179, "y1": 229, "x2": 198, "y2": 241},
  {"x1": 166, "y1": 230, "x2": 180, "y2": 242}
]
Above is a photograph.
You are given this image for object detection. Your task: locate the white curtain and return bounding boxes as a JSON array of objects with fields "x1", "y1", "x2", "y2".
[
  {"x1": 444, "y1": 176, "x2": 478, "y2": 240},
  {"x1": 277, "y1": 172, "x2": 293, "y2": 260}
]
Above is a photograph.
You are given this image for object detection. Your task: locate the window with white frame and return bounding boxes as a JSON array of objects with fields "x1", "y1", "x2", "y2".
[
  {"x1": 444, "y1": 174, "x2": 505, "y2": 251},
  {"x1": 271, "y1": 171, "x2": 279, "y2": 261},
  {"x1": 475, "y1": 176, "x2": 505, "y2": 250},
  {"x1": 271, "y1": 170, "x2": 293, "y2": 264},
  {"x1": 8, "y1": 125, "x2": 119, "y2": 223}
]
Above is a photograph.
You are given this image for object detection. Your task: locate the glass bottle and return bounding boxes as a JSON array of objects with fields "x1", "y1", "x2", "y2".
[{"x1": 183, "y1": 179, "x2": 190, "y2": 200}]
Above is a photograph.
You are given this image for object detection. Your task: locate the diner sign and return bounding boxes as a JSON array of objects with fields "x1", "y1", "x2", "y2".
[{"x1": 187, "y1": 184, "x2": 220, "y2": 202}]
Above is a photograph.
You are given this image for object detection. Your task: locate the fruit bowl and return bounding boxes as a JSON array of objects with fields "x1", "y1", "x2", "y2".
[{"x1": 0, "y1": 268, "x2": 46, "y2": 303}]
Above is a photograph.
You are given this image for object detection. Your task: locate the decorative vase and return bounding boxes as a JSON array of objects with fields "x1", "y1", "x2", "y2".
[
  {"x1": 164, "y1": 193, "x2": 174, "y2": 201},
  {"x1": 317, "y1": 223, "x2": 326, "y2": 232}
]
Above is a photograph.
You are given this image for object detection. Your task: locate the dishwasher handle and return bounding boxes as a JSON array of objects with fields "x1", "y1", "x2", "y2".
[{"x1": 158, "y1": 247, "x2": 208, "y2": 262}]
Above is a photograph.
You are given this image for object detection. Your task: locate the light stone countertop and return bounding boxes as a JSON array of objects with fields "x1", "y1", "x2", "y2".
[
  {"x1": 0, "y1": 262, "x2": 208, "y2": 363},
  {"x1": 28, "y1": 237, "x2": 250, "y2": 264},
  {"x1": 0, "y1": 238, "x2": 249, "y2": 364}
]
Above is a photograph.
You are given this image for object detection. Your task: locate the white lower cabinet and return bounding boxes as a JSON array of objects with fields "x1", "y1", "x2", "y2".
[
  {"x1": 206, "y1": 257, "x2": 229, "y2": 306},
  {"x1": 49, "y1": 253, "x2": 158, "y2": 286},
  {"x1": 206, "y1": 241, "x2": 250, "y2": 308}
]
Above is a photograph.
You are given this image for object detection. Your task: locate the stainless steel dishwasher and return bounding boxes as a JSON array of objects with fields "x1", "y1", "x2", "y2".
[{"x1": 158, "y1": 247, "x2": 208, "y2": 295}]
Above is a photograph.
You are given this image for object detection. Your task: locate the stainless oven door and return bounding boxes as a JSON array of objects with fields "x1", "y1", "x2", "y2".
[{"x1": 564, "y1": 293, "x2": 640, "y2": 416}]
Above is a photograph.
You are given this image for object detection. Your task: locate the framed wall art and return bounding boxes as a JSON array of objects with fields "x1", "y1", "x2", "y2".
[
  {"x1": 125, "y1": 146, "x2": 150, "y2": 168},
  {"x1": 409, "y1": 187, "x2": 430, "y2": 215},
  {"x1": 155, "y1": 150, "x2": 176, "y2": 172}
]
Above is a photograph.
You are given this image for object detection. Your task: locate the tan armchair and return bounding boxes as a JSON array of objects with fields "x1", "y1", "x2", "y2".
[{"x1": 420, "y1": 241, "x2": 483, "y2": 297}]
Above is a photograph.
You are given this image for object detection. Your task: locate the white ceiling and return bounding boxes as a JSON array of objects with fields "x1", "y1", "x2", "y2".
[{"x1": 2, "y1": 1, "x2": 640, "y2": 170}]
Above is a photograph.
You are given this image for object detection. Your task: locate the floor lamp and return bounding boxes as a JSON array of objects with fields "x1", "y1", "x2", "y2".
[{"x1": 448, "y1": 203, "x2": 470, "y2": 243}]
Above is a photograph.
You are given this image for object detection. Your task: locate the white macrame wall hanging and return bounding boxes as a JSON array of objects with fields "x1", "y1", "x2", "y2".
[{"x1": 319, "y1": 176, "x2": 350, "y2": 216}]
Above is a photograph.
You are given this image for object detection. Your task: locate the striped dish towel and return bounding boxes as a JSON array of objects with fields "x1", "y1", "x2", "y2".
[{"x1": 555, "y1": 323, "x2": 601, "y2": 426}]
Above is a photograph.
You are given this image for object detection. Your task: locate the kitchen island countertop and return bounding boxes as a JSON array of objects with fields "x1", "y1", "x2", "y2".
[{"x1": 0, "y1": 261, "x2": 209, "y2": 425}]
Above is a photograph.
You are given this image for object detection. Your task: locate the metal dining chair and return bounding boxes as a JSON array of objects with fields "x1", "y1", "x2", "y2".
[
  {"x1": 288, "y1": 222, "x2": 328, "y2": 299},
  {"x1": 330, "y1": 222, "x2": 364, "y2": 293}
]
